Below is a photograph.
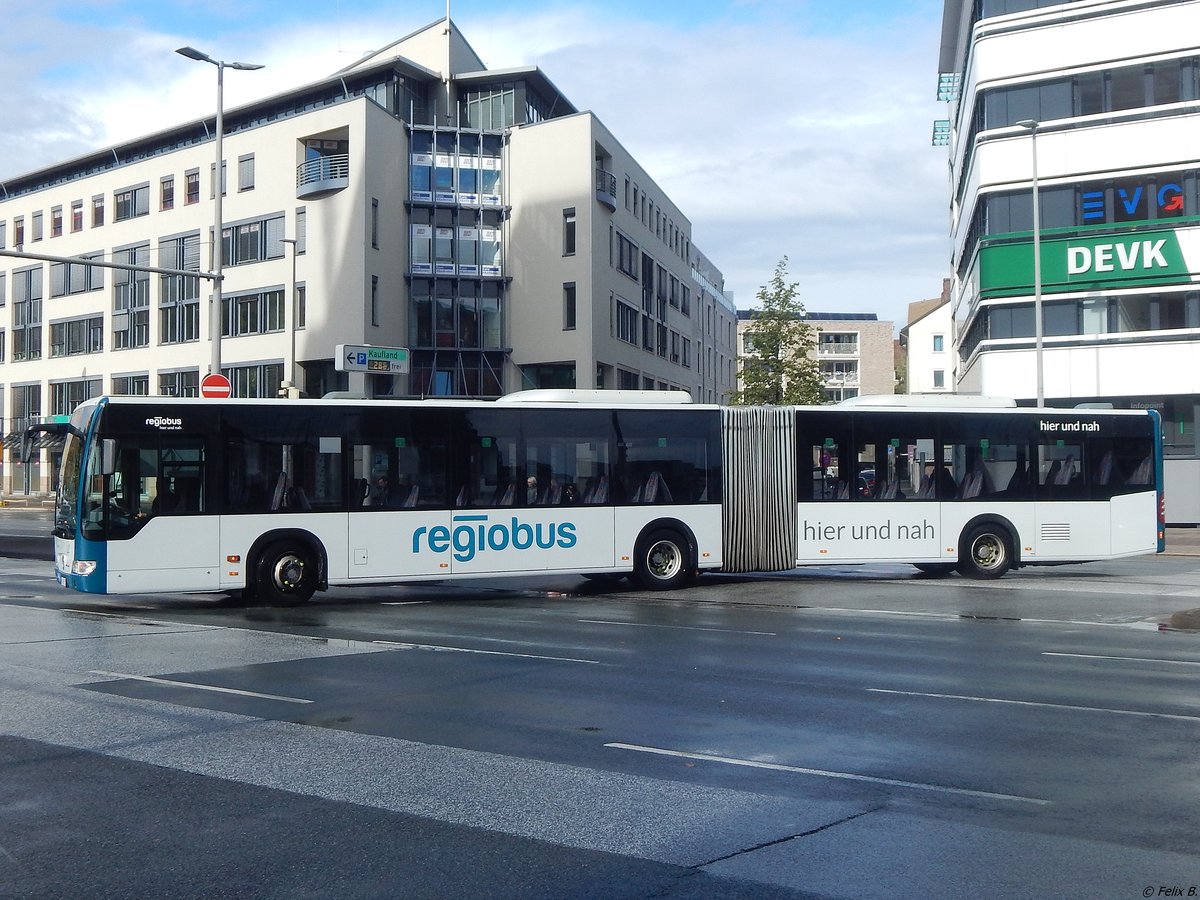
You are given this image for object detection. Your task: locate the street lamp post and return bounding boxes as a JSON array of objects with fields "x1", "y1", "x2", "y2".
[
  {"x1": 1016, "y1": 119, "x2": 1044, "y2": 407},
  {"x1": 280, "y1": 238, "x2": 299, "y2": 398},
  {"x1": 176, "y1": 46, "x2": 264, "y2": 377}
]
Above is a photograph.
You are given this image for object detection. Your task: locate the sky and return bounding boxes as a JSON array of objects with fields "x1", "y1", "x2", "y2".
[{"x1": 0, "y1": 0, "x2": 950, "y2": 329}]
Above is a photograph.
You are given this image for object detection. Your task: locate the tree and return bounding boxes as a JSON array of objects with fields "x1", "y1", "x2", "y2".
[{"x1": 734, "y1": 257, "x2": 824, "y2": 405}]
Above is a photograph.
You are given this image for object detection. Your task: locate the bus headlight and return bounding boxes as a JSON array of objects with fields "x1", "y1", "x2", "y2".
[{"x1": 71, "y1": 560, "x2": 97, "y2": 576}]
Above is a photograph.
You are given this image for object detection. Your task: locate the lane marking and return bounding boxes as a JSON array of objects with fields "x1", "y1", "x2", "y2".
[
  {"x1": 1043, "y1": 651, "x2": 1200, "y2": 667},
  {"x1": 578, "y1": 619, "x2": 776, "y2": 636},
  {"x1": 87, "y1": 670, "x2": 313, "y2": 704},
  {"x1": 604, "y1": 742, "x2": 1048, "y2": 805},
  {"x1": 868, "y1": 688, "x2": 1200, "y2": 723},
  {"x1": 372, "y1": 640, "x2": 600, "y2": 665}
]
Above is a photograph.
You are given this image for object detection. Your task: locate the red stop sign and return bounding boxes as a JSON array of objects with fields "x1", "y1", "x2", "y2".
[{"x1": 200, "y1": 373, "x2": 232, "y2": 398}]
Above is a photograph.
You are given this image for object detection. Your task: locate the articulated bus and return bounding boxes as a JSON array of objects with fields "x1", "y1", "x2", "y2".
[{"x1": 29, "y1": 390, "x2": 1163, "y2": 605}]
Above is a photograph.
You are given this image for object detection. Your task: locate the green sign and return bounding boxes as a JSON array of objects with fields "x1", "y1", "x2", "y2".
[{"x1": 978, "y1": 226, "x2": 1199, "y2": 298}]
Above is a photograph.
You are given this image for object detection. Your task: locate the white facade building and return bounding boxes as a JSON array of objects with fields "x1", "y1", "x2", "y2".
[
  {"x1": 901, "y1": 289, "x2": 954, "y2": 395},
  {"x1": 938, "y1": 0, "x2": 1200, "y2": 522},
  {"x1": 0, "y1": 18, "x2": 737, "y2": 496}
]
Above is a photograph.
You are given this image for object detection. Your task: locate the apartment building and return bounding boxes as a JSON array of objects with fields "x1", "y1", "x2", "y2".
[
  {"x1": 0, "y1": 17, "x2": 737, "y2": 495},
  {"x1": 736, "y1": 310, "x2": 895, "y2": 402},
  {"x1": 937, "y1": 0, "x2": 1200, "y2": 521}
]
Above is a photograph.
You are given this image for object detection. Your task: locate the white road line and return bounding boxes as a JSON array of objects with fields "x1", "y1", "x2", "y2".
[
  {"x1": 868, "y1": 688, "x2": 1200, "y2": 723},
  {"x1": 381, "y1": 601, "x2": 432, "y2": 606},
  {"x1": 1043, "y1": 651, "x2": 1200, "y2": 667},
  {"x1": 578, "y1": 619, "x2": 776, "y2": 636},
  {"x1": 372, "y1": 640, "x2": 600, "y2": 664},
  {"x1": 87, "y1": 670, "x2": 313, "y2": 704},
  {"x1": 604, "y1": 742, "x2": 1048, "y2": 805}
]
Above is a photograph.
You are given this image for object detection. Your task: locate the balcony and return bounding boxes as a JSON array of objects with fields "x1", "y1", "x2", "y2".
[
  {"x1": 296, "y1": 154, "x2": 349, "y2": 199},
  {"x1": 595, "y1": 168, "x2": 617, "y2": 211}
]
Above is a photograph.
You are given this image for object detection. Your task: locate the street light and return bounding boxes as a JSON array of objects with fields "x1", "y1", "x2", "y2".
[
  {"x1": 176, "y1": 46, "x2": 264, "y2": 377},
  {"x1": 1016, "y1": 119, "x2": 1044, "y2": 407},
  {"x1": 280, "y1": 238, "x2": 299, "y2": 398}
]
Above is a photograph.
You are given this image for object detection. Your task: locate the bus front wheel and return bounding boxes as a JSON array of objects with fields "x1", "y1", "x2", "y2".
[
  {"x1": 957, "y1": 525, "x2": 1012, "y2": 580},
  {"x1": 633, "y1": 528, "x2": 693, "y2": 591},
  {"x1": 256, "y1": 542, "x2": 317, "y2": 606}
]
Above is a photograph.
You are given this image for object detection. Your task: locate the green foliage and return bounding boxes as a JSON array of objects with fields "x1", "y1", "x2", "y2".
[{"x1": 733, "y1": 257, "x2": 824, "y2": 405}]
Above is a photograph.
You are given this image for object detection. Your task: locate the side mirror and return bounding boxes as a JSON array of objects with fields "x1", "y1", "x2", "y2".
[{"x1": 101, "y1": 439, "x2": 118, "y2": 477}]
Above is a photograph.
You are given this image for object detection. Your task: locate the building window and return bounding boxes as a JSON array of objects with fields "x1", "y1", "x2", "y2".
[
  {"x1": 222, "y1": 289, "x2": 285, "y2": 337},
  {"x1": 616, "y1": 299, "x2": 638, "y2": 345},
  {"x1": 50, "y1": 316, "x2": 104, "y2": 357},
  {"x1": 159, "y1": 234, "x2": 201, "y2": 345},
  {"x1": 159, "y1": 370, "x2": 199, "y2": 397},
  {"x1": 114, "y1": 185, "x2": 150, "y2": 221},
  {"x1": 221, "y1": 215, "x2": 285, "y2": 266},
  {"x1": 50, "y1": 379, "x2": 101, "y2": 417},
  {"x1": 226, "y1": 362, "x2": 284, "y2": 398},
  {"x1": 185, "y1": 170, "x2": 200, "y2": 205},
  {"x1": 295, "y1": 284, "x2": 306, "y2": 330},
  {"x1": 933, "y1": 369, "x2": 946, "y2": 389},
  {"x1": 563, "y1": 282, "x2": 576, "y2": 330},
  {"x1": 31, "y1": 212, "x2": 43, "y2": 242},
  {"x1": 295, "y1": 208, "x2": 307, "y2": 253},
  {"x1": 371, "y1": 198, "x2": 380, "y2": 249},
  {"x1": 933, "y1": 334, "x2": 945, "y2": 352},
  {"x1": 563, "y1": 208, "x2": 576, "y2": 255},
  {"x1": 71, "y1": 201, "x2": 83, "y2": 233},
  {"x1": 113, "y1": 245, "x2": 150, "y2": 350},
  {"x1": 12, "y1": 266, "x2": 43, "y2": 361},
  {"x1": 161, "y1": 177, "x2": 175, "y2": 210},
  {"x1": 371, "y1": 275, "x2": 380, "y2": 326},
  {"x1": 51, "y1": 252, "x2": 104, "y2": 297},
  {"x1": 616, "y1": 233, "x2": 638, "y2": 279},
  {"x1": 111, "y1": 375, "x2": 150, "y2": 396},
  {"x1": 13, "y1": 217, "x2": 24, "y2": 246},
  {"x1": 50, "y1": 207, "x2": 63, "y2": 238},
  {"x1": 238, "y1": 154, "x2": 255, "y2": 192},
  {"x1": 91, "y1": 197, "x2": 104, "y2": 228}
]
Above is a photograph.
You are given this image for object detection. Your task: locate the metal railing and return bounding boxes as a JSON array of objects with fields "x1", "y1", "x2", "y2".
[{"x1": 296, "y1": 154, "x2": 350, "y2": 191}]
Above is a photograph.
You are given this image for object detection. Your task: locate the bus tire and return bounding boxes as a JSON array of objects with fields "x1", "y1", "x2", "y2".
[
  {"x1": 957, "y1": 524, "x2": 1012, "y2": 580},
  {"x1": 633, "y1": 528, "x2": 693, "y2": 591},
  {"x1": 256, "y1": 541, "x2": 317, "y2": 606}
]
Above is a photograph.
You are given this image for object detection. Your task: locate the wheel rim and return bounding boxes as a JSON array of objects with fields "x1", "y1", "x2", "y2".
[
  {"x1": 646, "y1": 540, "x2": 683, "y2": 581},
  {"x1": 271, "y1": 553, "x2": 306, "y2": 592},
  {"x1": 970, "y1": 534, "x2": 1005, "y2": 571}
]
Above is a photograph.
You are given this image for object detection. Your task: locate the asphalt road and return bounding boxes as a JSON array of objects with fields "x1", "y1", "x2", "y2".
[{"x1": 2, "y1": 530, "x2": 1200, "y2": 898}]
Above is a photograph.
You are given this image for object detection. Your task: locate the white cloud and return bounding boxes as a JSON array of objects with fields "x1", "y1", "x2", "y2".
[{"x1": 0, "y1": 2, "x2": 950, "y2": 327}]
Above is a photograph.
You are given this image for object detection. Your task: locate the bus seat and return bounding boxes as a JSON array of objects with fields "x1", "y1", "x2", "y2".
[
  {"x1": 403, "y1": 484, "x2": 420, "y2": 507},
  {"x1": 498, "y1": 483, "x2": 515, "y2": 506},
  {"x1": 1096, "y1": 451, "x2": 1116, "y2": 485},
  {"x1": 643, "y1": 471, "x2": 673, "y2": 503},
  {"x1": 1054, "y1": 454, "x2": 1076, "y2": 485},
  {"x1": 455, "y1": 485, "x2": 467, "y2": 507},
  {"x1": 586, "y1": 476, "x2": 609, "y2": 504}
]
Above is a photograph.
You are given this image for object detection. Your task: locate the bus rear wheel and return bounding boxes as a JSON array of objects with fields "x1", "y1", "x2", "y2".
[
  {"x1": 957, "y1": 525, "x2": 1012, "y2": 580},
  {"x1": 256, "y1": 542, "x2": 316, "y2": 606},
  {"x1": 633, "y1": 528, "x2": 693, "y2": 591}
]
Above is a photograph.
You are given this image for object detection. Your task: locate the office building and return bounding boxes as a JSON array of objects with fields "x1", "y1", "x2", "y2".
[
  {"x1": 0, "y1": 17, "x2": 737, "y2": 495},
  {"x1": 937, "y1": 0, "x2": 1200, "y2": 522}
]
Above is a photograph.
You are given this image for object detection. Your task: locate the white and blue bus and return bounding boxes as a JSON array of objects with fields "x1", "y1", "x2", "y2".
[{"x1": 29, "y1": 391, "x2": 1164, "y2": 604}]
